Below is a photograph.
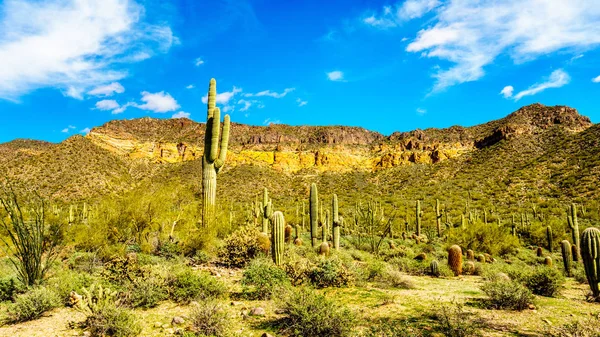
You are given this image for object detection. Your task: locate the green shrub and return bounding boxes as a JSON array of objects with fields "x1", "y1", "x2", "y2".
[
  {"x1": 67, "y1": 252, "x2": 102, "y2": 274},
  {"x1": 218, "y1": 226, "x2": 265, "y2": 268},
  {"x1": 242, "y1": 258, "x2": 290, "y2": 300},
  {"x1": 189, "y1": 300, "x2": 229, "y2": 337},
  {"x1": 7, "y1": 287, "x2": 60, "y2": 323},
  {"x1": 157, "y1": 241, "x2": 182, "y2": 259},
  {"x1": 572, "y1": 266, "x2": 587, "y2": 284},
  {"x1": 308, "y1": 258, "x2": 353, "y2": 288},
  {"x1": 523, "y1": 267, "x2": 564, "y2": 297},
  {"x1": 84, "y1": 306, "x2": 141, "y2": 337},
  {"x1": 481, "y1": 279, "x2": 534, "y2": 310},
  {"x1": 47, "y1": 269, "x2": 95, "y2": 306},
  {"x1": 278, "y1": 287, "x2": 355, "y2": 337},
  {"x1": 436, "y1": 301, "x2": 482, "y2": 337},
  {"x1": 446, "y1": 222, "x2": 519, "y2": 256},
  {"x1": 0, "y1": 278, "x2": 18, "y2": 302},
  {"x1": 550, "y1": 317, "x2": 600, "y2": 336},
  {"x1": 382, "y1": 269, "x2": 415, "y2": 289},
  {"x1": 170, "y1": 269, "x2": 227, "y2": 304},
  {"x1": 127, "y1": 276, "x2": 168, "y2": 309}
]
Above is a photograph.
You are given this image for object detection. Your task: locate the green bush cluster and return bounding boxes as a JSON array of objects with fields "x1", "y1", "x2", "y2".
[
  {"x1": 170, "y1": 269, "x2": 227, "y2": 304},
  {"x1": 481, "y1": 279, "x2": 534, "y2": 310},
  {"x1": 7, "y1": 287, "x2": 60, "y2": 323},
  {"x1": 241, "y1": 258, "x2": 290, "y2": 300}
]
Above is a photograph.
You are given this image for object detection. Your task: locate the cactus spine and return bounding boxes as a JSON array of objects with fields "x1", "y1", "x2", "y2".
[
  {"x1": 310, "y1": 183, "x2": 318, "y2": 247},
  {"x1": 561, "y1": 240, "x2": 572, "y2": 277},
  {"x1": 546, "y1": 226, "x2": 553, "y2": 253},
  {"x1": 332, "y1": 194, "x2": 340, "y2": 250},
  {"x1": 416, "y1": 200, "x2": 422, "y2": 237},
  {"x1": 568, "y1": 203, "x2": 581, "y2": 261},
  {"x1": 581, "y1": 227, "x2": 600, "y2": 297},
  {"x1": 436, "y1": 199, "x2": 442, "y2": 237},
  {"x1": 271, "y1": 211, "x2": 285, "y2": 265},
  {"x1": 201, "y1": 78, "x2": 230, "y2": 227},
  {"x1": 448, "y1": 245, "x2": 463, "y2": 276}
]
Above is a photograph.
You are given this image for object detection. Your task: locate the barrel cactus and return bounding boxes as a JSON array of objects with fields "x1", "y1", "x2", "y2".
[
  {"x1": 430, "y1": 260, "x2": 440, "y2": 277},
  {"x1": 561, "y1": 240, "x2": 572, "y2": 277},
  {"x1": 581, "y1": 227, "x2": 600, "y2": 298},
  {"x1": 448, "y1": 245, "x2": 463, "y2": 276},
  {"x1": 466, "y1": 249, "x2": 474, "y2": 261},
  {"x1": 310, "y1": 183, "x2": 318, "y2": 247},
  {"x1": 536, "y1": 246, "x2": 543, "y2": 257},
  {"x1": 319, "y1": 224, "x2": 330, "y2": 256},
  {"x1": 201, "y1": 78, "x2": 230, "y2": 227},
  {"x1": 544, "y1": 256, "x2": 552, "y2": 267},
  {"x1": 271, "y1": 211, "x2": 285, "y2": 266}
]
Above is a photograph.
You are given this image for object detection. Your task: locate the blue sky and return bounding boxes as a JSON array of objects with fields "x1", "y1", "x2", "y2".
[{"x1": 0, "y1": 0, "x2": 599, "y2": 143}]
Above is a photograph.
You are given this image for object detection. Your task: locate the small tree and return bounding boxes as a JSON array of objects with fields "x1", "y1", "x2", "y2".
[{"x1": 0, "y1": 187, "x2": 60, "y2": 286}]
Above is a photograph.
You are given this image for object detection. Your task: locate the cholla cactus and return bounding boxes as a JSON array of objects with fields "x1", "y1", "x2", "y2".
[{"x1": 201, "y1": 78, "x2": 230, "y2": 227}]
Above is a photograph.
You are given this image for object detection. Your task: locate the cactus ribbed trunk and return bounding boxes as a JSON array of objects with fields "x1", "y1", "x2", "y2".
[
  {"x1": 546, "y1": 226, "x2": 553, "y2": 253},
  {"x1": 271, "y1": 211, "x2": 285, "y2": 265},
  {"x1": 416, "y1": 200, "x2": 422, "y2": 237},
  {"x1": 568, "y1": 203, "x2": 581, "y2": 262},
  {"x1": 310, "y1": 183, "x2": 318, "y2": 247},
  {"x1": 581, "y1": 227, "x2": 600, "y2": 297},
  {"x1": 435, "y1": 199, "x2": 441, "y2": 237},
  {"x1": 561, "y1": 240, "x2": 572, "y2": 277},
  {"x1": 202, "y1": 159, "x2": 218, "y2": 227},
  {"x1": 332, "y1": 194, "x2": 340, "y2": 250}
]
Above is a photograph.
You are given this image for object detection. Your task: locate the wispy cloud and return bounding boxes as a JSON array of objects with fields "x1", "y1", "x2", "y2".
[
  {"x1": 263, "y1": 118, "x2": 281, "y2": 125},
  {"x1": 327, "y1": 71, "x2": 344, "y2": 81},
  {"x1": 95, "y1": 100, "x2": 120, "y2": 111},
  {"x1": 401, "y1": 0, "x2": 600, "y2": 92},
  {"x1": 80, "y1": 127, "x2": 91, "y2": 135},
  {"x1": 500, "y1": 86, "x2": 514, "y2": 99},
  {"x1": 136, "y1": 91, "x2": 180, "y2": 113},
  {"x1": 416, "y1": 107, "x2": 427, "y2": 115},
  {"x1": 296, "y1": 98, "x2": 307, "y2": 107},
  {"x1": 201, "y1": 86, "x2": 242, "y2": 105},
  {"x1": 502, "y1": 69, "x2": 570, "y2": 101},
  {"x1": 186, "y1": 84, "x2": 195, "y2": 89},
  {"x1": 172, "y1": 111, "x2": 190, "y2": 119},
  {"x1": 0, "y1": 0, "x2": 175, "y2": 101},
  {"x1": 61, "y1": 125, "x2": 77, "y2": 133},
  {"x1": 88, "y1": 82, "x2": 125, "y2": 97},
  {"x1": 244, "y1": 88, "x2": 295, "y2": 98},
  {"x1": 593, "y1": 75, "x2": 600, "y2": 83},
  {"x1": 237, "y1": 99, "x2": 252, "y2": 112},
  {"x1": 363, "y1": 0, "x2": 439, "y2": 28},
  {"x1": 194, "y1": 58, "x2": 204, "y2": 66}
]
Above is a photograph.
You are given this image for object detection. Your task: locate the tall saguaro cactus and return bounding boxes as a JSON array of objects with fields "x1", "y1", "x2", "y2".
[
  {"x1": 581, "y1": 227, "x2": 600, "y2": 298},
  {"x1": 568, "y1": 203, "x2": 581, "y2": 261},
  {"x1": 261, "y1": 188, "x2": 273, "y2": 233},
  {"x1": 271, "y1": 211, "x2": 285, "y2": 266},
  {"x1": 310, "y1": 183, "x2": 318, "y2": 247},
  {"x1": 416, "y1": 200, "x2": 422, "y2": 237},
  {"x1": 201, "y1": 78, "x2": 230, "y2": 227},
  {"x1": 332, "y1": 194, "x2": 340, "y2": 249},
  {"x1": 435, "y1": 199, "x2": 442, "y2": 237}
]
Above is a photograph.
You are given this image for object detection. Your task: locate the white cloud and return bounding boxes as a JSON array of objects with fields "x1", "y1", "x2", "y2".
[
  {"x1": 512, "y1": 69, "x2": 570, "y2": 101},
  {"x1": 403, "y1": 0, "x2": 600, "y2": 92},
  {"x1": 63, "y1": 86, "x2": 84, "y2": 100},
  {"x1": 95, "y1": 99, "x2": 120, "y2": 111},
  {"x1": 327, "y1": 71, "x2": 344, "y2": 81},
  {"x1": 61, "y1": 128, "x2": 70, "y2": 133},
  {"x1": 88, "y1": 82, "x2": 125, "y2": 97},
  {"x1": 0, "y1": 0, "x2": 175, "y2": 101},
  {"x1": 201, "y1": 86, "x2": 242, "y2": 105},
  {"x1": 500, "y1": 86, "x2": 514, "y2": 98},
  {"x1": 80, "y1": 127, "x2": 91, "y2": 134},
  {"x1": 186, "y1": 84, "x2": 195, "y2": 89},
  {"x1": 195, "y1": 58, "x2": 204, "y2": 66},
  {"x1": 244, "y1": 88, "x2": 295, "y2": 98},
  {"x1": 296, "y1": 98, "x2": 307, "y2": 107},
  {"x1": 263, "y1": 118, "x2": 281, "y2": 125},
  {"x1": 135, "y1": 91, "x2": 180, "y2": 113},
  {"x1": 237, "y1": 99, "x2": 252, "y2": 112},
  {"x1": 416, "y1": 108, "x2": 427, "y2": 115},
  {"x1": 592, "y1": 75, "x2": 600, "y2": 83},
  {"x1": 112, "y1": 102, "x2": 134, "y2": 114},
  {"x1": 172, "y1": 111, "x2": 190, "y2": 119},
  {"x1": 363, "y1": 0, "x2": 439, "y2": 28}
]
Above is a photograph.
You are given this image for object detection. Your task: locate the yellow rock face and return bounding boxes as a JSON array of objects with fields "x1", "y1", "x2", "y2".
[{"x1": 87, "y1": 131, "x2": 473, "y2": 172}]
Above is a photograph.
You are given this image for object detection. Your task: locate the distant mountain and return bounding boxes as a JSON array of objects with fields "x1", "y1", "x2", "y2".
[{"x1": 0, "y1": 104, "x2": 595, "y2": 207}]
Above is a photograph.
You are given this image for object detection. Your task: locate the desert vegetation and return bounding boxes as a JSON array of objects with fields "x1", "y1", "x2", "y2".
[{"x1": 2, "y1": 79, "x2": 600, "y2": 337}]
